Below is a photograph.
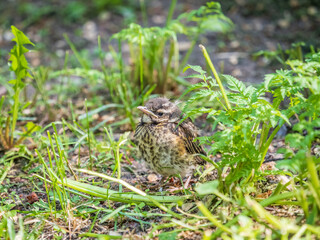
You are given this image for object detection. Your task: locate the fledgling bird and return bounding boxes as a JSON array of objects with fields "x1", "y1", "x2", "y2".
[{"x1": 134, "y1": 97, "x2": 206, "y2": 184}]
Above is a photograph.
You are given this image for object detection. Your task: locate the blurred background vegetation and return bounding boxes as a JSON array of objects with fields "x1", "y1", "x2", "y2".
[{"x1": 0, "y1": 0, "x2": 319, "y2": 67}]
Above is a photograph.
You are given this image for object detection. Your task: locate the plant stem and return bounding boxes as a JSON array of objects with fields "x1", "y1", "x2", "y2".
[
  {"x1": 64, "y1": 34, "x2": 89, "y2": 70},
  {"x1": 199, "y1": 44, "x2": 232, "y2": 112},
  {"x1": 197, "y1": 201, "x2": 232, "y2": 234},
  {"x1": 166, "y1": 0, "x2": 177, "y2": 27},
  {"x1": 139, "y1": 31, "x2": 144, "y2": 98},
  {"x1": 85, "y1": 99, "x2": 93, "y2": 170},
  {"x1": 212, "y1": 191, "x2": 297, "y2": 238},
  {"x1": 260, "y1": 111, "x2": 294, "y2": 165},
  {"x1": 11, "y1": 88, "x2": 20, "y2": 146},
  {"x1": 76, "y1": 169, "x2": 183, "y2": 219},
  {"x1": 306, "y1": 152, "x2": 320, "y2": 200},
  {"x1": 163, "y1": 40, "x2": 175, "y2": 93}
]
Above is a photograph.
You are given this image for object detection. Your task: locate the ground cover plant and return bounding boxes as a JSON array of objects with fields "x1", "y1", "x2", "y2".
[{"x1": 0, "y1": 1, "x2": 320, "y2": 239}]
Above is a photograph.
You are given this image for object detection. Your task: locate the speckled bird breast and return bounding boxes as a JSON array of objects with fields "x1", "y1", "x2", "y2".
[{"x1": 134, "y1": 122, "x2": 195, "y2": 177}]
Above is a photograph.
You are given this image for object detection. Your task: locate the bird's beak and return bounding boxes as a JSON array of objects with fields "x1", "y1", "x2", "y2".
[{"x1": 137, "y1": 106, "x2": 158, "y2": 118}]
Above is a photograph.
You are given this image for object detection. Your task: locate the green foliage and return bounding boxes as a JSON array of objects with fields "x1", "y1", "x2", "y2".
[
  {"x1": 182, "y1": 47, "x2": 320, "y2": 238},
  {"x1": 253, "y1": 42, "x2": 320, "y2": 72},
  {"x1": 0, "y1": 26, "x2": 40, "y2": 151},
  {"x1": 184, "y1": 68, "x2": 281, "y2": 186},
  {"x1": 174, "y1": 1, "x2": 234, "y2": 35},
  {"x1": 0, "y1": 205, "x2": 20, "y2": 240},
  {"x1": 276, "y1": 53, "x2": 320, "y2": 178},
  {"x1": 287, "y1": 52, "x2": 320, "y2": 95},
  {"x1": 111, "y1": 1, "x2": 233, "y2": 94},
  {"x1": 16, "y1": 3, "x2": 53, "y2": 27},
  {"x1": 61, "y1": 1, "x2": 87, "y2": 22},
  {"x1": 183, "y1": 48, "x2": 320, "y2": 190},
  {"x1": 112, "y1": 23, "x2": 178, "y2": 93}
]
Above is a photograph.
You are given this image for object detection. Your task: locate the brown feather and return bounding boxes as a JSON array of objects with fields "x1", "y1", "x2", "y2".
[{"x1": 168, "y1": 119, "x2": 206, "y2": 164}]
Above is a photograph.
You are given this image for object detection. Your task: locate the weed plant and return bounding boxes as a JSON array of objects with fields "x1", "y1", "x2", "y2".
[
  {"x1": 181, "y1": 45, "x2": 320, "y2": 237},
  {"x1": 0, "y1": 26, "x2": 39, "y2": 151},
  {"x1": 0, "y1": 27, "x2": 40, "y2": 188},
  {"x1": 112, "y1": 2, "x2": 233, "y2": 94}
]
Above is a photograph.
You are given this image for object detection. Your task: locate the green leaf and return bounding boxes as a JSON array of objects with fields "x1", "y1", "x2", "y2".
[
  {"x1": 184, "y1": 74, "x2": 205, "y2": 79},
  {"x1": 187, "y1": 89, "x2": 220, "y2": 104},
  {"x1": 11, "y1": 26, "x2": 35, "y2": 46},
  {"x1": 25, "y1": 122, "x2": 41, "y2": 133},
  {"x1": 8, "y1": 79, "x2": 17, "y2": 85},
  {"x1": 223, "y1": 74, "x2": 245, "y2": 93},
  {"x1": 183, "y1": 64, "x2": 206, "y2": 74},
  {"x1": 285, "y1": 133, "x2": 305, "y2": 148},
  {"x1": 7, "y1": 218, "x2": 16, "y2": 240},
  {"x1": 180, "y1": 82, "x2": 206, "y2": 99},
  {"x1": 195, "y1": 180, "x2": 219, "y2": 195}
]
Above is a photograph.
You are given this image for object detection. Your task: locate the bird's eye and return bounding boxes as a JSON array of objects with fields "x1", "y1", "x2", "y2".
[{"x1": 158, "y1": 112, "x2": 164, "y2": 116}]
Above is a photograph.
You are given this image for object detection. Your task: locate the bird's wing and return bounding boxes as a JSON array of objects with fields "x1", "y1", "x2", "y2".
[{"x1": 168, "y1": 119, "x2": 206, "y2": 164}]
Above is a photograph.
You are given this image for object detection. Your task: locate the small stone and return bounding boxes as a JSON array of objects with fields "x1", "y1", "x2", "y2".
[
  {"x1": 147, "y1": 174, "x2": 158, "y2": 183},
  {"x1": 278, "y1": 19, "x2": 290, "y2": 29},
  {"x1": 307, "y1": 6, "x2": 317, "y2": 16},
  {"x1": 152, "y1": 15, "x2": 166, "y2": 24},
  {"x1": 83, "y1": 21, "x2": 98, "y2": 42},
  {"x1": 230, "y1": 40, "x2": 240, "y2": 48},
  {"x1": 229, "y1": 56, "x2": 238, "y2": 65}
]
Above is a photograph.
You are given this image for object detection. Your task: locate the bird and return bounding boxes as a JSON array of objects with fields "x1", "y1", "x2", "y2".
[{"x1": 133, "y1": 97, "x2": 206, "y2": 187}]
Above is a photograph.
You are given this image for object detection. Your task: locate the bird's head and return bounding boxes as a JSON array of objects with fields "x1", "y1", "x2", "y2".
[{"x1": 137, "y1": 98, "x2": 182, "y2": 124}]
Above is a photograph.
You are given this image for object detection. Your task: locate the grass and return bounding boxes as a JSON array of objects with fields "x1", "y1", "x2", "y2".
[{"x1": 1, "y1": 1, "x2": 320, "y2": 239}]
